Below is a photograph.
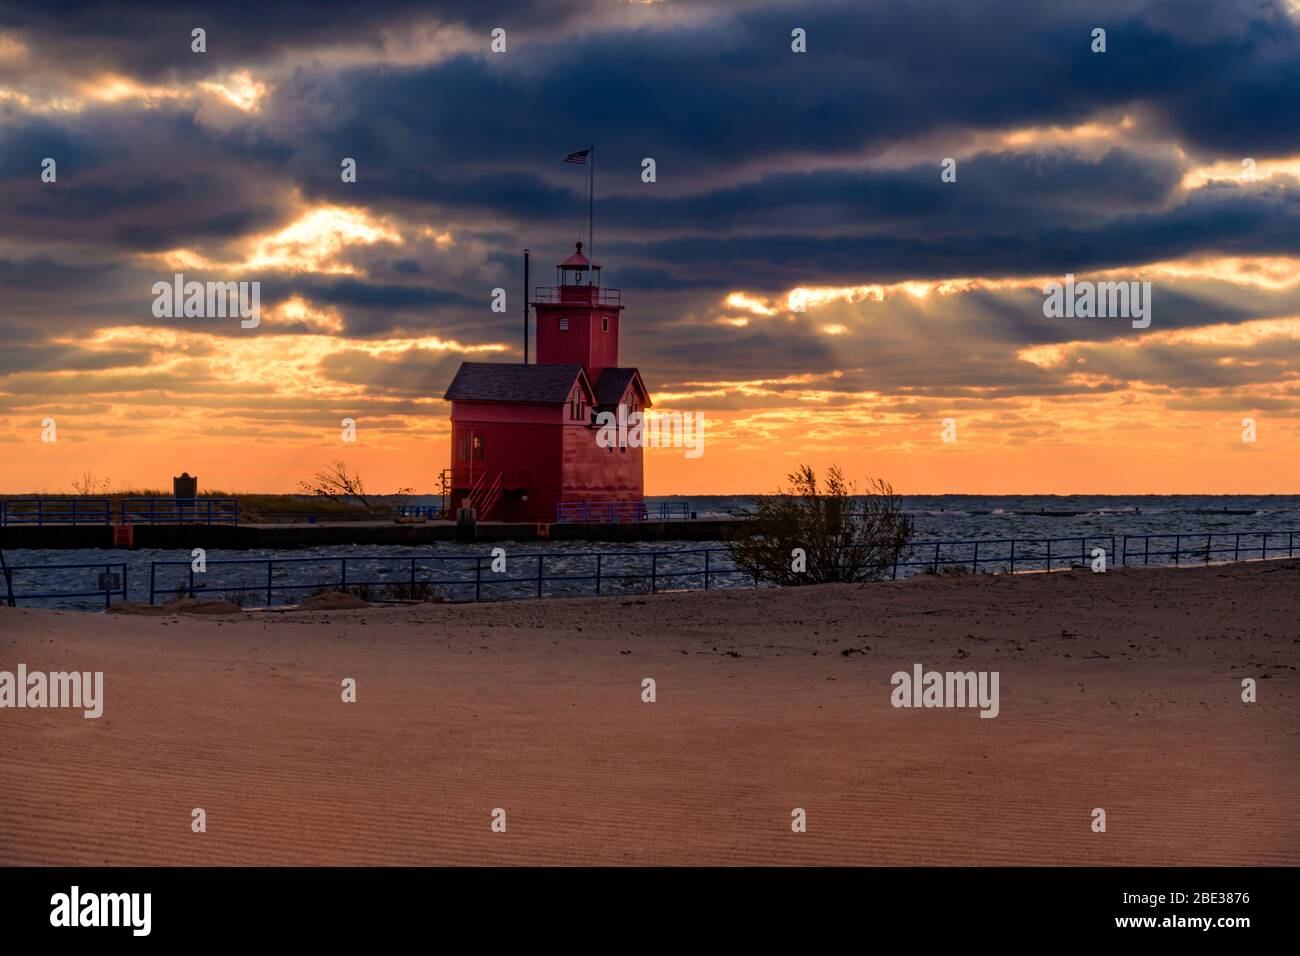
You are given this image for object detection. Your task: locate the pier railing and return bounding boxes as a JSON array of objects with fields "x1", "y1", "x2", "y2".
[
  {"x1": 0, "y1": 497, "x2": 239, "y2": 527},
  {"x1": 9, "y1": 529, "x2": 1300, "y2": 610},
  {"x1": 1, "y1": 559, "x2": 128, "y2": 609},
  {"x1": 1121, "y1": 532, "x2": 1298, "y2": 565},
  {"x1": 891, "y1": 532, "x2": 1300, "y2": 575},
  {"x1": 891, "y1": 536, "x2": 1119, "y2": 576},
  {"x1": 395, "y1": 505, "x2": 443, "y2": 520},
  {"x1": 556, "y1": 501, "x2": 692, "y2": 523},
  {"x1": 0, "y1": 498, "x2": 113, "y2": 526},
  {"x1": 118, "y1": 498, "x2": 239, "y2": 525},
  {"x1": 147, "y1": 548, "x2": 753, "y2": 607}
]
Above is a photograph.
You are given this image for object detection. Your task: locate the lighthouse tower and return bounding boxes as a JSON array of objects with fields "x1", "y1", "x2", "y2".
[
  {"x1": 533, "y1": 242, "x2": 621, "y2": 383},
  {"x1": 442, "y1": 243, "x2": 651, "y2": 522}
]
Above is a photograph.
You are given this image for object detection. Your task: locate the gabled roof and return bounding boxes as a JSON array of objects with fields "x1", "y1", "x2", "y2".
[
  {"x1": 443, "y1": 362, "x2": 592, "y2": 405},
  {"x1": 594, "y1": 367, "x2": 652, "y2": 409}
]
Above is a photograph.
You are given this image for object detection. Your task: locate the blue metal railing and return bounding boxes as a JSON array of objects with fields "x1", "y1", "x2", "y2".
[
  {"x1": 1120, "y1": 532, "x2": 1297, "y2": 566},
  {"x1": 2, "y1": 560, "x2": 128, "y2": 609},
  {"x1": 118, "y1": 498, "x2": 239, "y2": 525},
  {"x1": 6, "y1": 528, "x2": 1300, "y2": 610},
  {"x1": 890, "y1": 536, "x2": 1119, "y2": 577},
  {"x1": 0, "y1": 497, "x2": 239, "y2": 527},
  {"x1": 395, "y1": 505, "x2": 443, "y2": 520},
  {"x1": 556, "y1": 501, "x2": 692, "y2": 523},
  {"x1": 0, "y1": 498, "x2": 113, "y2": 526},
  {"x1": 148, "y1": 548, "x2": 751, "y2": 607}
]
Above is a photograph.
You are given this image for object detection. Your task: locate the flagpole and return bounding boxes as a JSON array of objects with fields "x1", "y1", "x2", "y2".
[{"x1": 588, "y1": 144, "x2": 594, "y2": 276}]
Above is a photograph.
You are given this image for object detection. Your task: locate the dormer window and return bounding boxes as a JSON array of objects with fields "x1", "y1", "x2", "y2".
[
  {"x1": 569, "y1": 391, "x2": 584, "y2": 421},
  {"x1": 559, "y1": 317, "x2": 569, "y2": 331}
]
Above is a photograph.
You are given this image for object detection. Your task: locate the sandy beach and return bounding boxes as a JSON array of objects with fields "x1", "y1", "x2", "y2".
[{"x1": 1, "y1": 560, "x2": 1297, "y2": 866}]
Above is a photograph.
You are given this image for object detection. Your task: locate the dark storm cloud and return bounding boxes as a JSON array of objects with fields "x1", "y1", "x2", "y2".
[
  {"x1": 0, "y1": 110, "x2": 292, "y2": 250},
  {"x1": 0, "y1": 343, "x2": 150, "y2": 374},
  {"x1": 7, "y1": 0, "x2": 1299, "y2": 271},
  {"x1": 0, "y1": 0, "x2": 1298, "y2": 401},
  {"x1": 276, "y1": 0, "x2": 1300, "y2": 198},
  {"x1": 617, "y1": 181, "x2": 1300, "y2": 291},
  {"x1": 0, "y1": 0, "x2": 606, "y2": 81},
  {"x1": 595, "y1": 149, "x2": 1188, "y2": 238},
  {"x1": 243, "y1": 0, "x2": 1300, "y2": 302},
  {"x1": 317, "y1": 348, "x2": 471, "y2": 397}
]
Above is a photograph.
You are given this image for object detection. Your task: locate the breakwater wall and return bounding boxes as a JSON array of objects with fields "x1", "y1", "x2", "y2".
[{"x1": 0, "y1": 519, "x2": 747, "y2": 551}]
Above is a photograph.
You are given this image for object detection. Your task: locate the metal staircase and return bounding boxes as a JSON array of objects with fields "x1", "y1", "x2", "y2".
[{"x1": 467, "y1": 471, "x2": 503, "y2": 520}]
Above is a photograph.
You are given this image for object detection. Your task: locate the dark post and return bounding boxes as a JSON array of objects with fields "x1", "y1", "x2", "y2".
[
  {"x1": 457, "y1": 506, "x2": 477, "y2": 543},
  {"x1": 0, "y1": 548, "x2": 14, "y2": 607},
  {"x1": 174, "y1": 473, "x2": 197, "y2": 526},
  {"x1": 523, "y1": 249, "x2": 530, "y2": 364}
]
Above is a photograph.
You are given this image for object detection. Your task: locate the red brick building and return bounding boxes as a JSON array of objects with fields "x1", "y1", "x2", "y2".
[{"x1": 443, "y1": 243, "x2": 651, "y2": 522}]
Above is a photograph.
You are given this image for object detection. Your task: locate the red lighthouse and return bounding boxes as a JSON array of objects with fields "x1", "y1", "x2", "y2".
[{"x1": 443, "y1": 242, "x2": 651, "y2": 522}]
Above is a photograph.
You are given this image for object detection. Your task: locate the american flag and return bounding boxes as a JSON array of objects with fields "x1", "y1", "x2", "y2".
[{"x1": 563, "y1": 148, "x2": 590, "y2": 165}]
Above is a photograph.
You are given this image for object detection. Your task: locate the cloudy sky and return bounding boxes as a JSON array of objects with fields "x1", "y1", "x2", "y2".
[{"x1": 2, "y1": 0, "x2": 1300, "y2": 494}]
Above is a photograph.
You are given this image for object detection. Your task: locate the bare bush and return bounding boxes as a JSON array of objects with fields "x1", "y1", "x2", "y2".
[
  {"x1": 726, "y1": 465, "x2": 914, "y2": 585},
  {"x1": 298, "y1": 460, "x2": 373, "y2": 506},
  {"x1": 297, "y1": 461, "x2": 418, "y2": 509},
  {"x1": 70, "y1": 471, "x2": 112, "y2": 495}
]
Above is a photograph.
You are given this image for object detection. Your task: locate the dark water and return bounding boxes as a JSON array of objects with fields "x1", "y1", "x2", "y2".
[
  {"x1": 648, "y1": 494, "x2": 1300, "y2": 539},
  {"x1": 6, "y1": 495, "x2": 1299, "y2": 611}
]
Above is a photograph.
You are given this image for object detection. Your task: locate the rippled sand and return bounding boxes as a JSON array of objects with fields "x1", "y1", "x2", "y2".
[{"x1": 2, "y1": 559, "x2": 1297, "y2": 865}]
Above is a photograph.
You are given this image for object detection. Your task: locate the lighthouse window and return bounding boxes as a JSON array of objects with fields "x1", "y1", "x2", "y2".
[
  {"x1": 472, "y1": 435, "x2": 484, "y2": 460},
  {"x1": 458, "y1": 434, "x2": 470, "y2": 462},
  {"x1": 559, "y1": 317, "x2": 569, "y2": 331},
  {"x1": 601, "y1": 317, "x2": 609, "y2": 332}
]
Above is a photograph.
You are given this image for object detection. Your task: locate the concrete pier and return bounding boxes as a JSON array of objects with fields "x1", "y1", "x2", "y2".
[{"x1": 0, "y1": 518, "x2": 748, "y2": 550}]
